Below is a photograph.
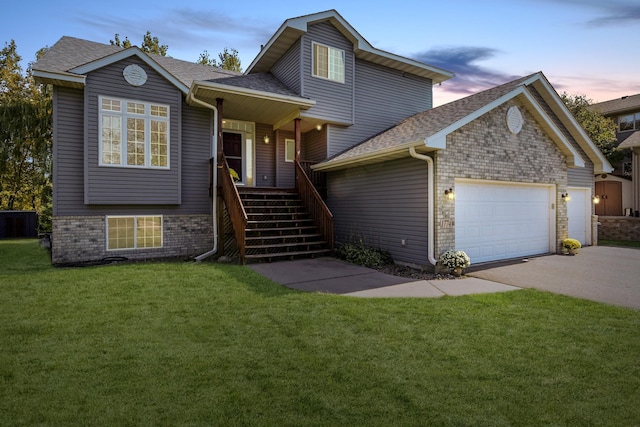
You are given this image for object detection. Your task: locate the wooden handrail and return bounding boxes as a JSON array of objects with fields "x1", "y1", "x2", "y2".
[
  {"x1": 218, "y1": 152, "x2": 248, "y2": 262},
  {"x1": 295, "y1": 160, "x2": 334, "y2": 250}
]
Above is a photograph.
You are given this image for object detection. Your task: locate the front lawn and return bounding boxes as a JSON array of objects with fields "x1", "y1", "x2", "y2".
[{"x1": 1, "y1": 240, "x2": 639, "y2": 426}]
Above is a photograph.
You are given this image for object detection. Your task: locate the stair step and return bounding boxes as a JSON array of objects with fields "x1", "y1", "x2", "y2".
[
  {"x1": 245, "y1": 248, "x2": 332, "y2": 261},
  {"x1": 246, "y1": 240, "x2": 327, "y2": 250},
  {"x1": 247, "y1": 219, "x2": 314, "y2": 226},
  {"x1": 245, "y1": 233, "x2": 322, "y2": 242}
]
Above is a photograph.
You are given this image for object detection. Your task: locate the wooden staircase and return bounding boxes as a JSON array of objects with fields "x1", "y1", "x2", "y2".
[{"x1": 238, "y1": 188, "x2": 332, "y2": 262}]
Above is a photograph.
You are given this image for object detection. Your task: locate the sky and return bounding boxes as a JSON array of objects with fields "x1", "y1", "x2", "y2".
[{"x1": 3, "y1": 0, "x2": 639, "y2": 106}]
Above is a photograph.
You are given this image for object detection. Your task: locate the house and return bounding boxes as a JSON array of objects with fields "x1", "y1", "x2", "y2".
[
  {"x1": 590, "y1": 94, "x2": 640, "y2": 217},
  {"x1": 32, "y1": 9, "x2": 611, "y2": 268}
]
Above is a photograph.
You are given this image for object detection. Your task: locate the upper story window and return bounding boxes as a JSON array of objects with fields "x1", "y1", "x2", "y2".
[
  {"x1": 618, "y1": 112, "x2": 640, "y2": 132},
  {"x1": 312, "y1": 42, "x2": 345, "y2": 83},
  {"x1": 99, "y1": 96, "x2": 170, "y2": 169}
]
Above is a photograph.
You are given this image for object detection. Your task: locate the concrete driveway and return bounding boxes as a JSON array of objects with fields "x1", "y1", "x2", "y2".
[{"x1": 468, "y1": 246, "x2": 640, "y2": 309}]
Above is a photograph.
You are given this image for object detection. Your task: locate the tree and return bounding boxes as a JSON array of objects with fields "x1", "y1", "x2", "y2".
[
  {"x1": 561, "y1": 93, "x2": 620, "y2": 165},
  {"x1": 0, "y1": 41, "x2": 52, "y2": 230},
  {"x1": 110, "y1": 31, "x2": 168, "y2": 56},
  {"x1": 197, "y1": 47, "x2": 242, "y2": 72}
]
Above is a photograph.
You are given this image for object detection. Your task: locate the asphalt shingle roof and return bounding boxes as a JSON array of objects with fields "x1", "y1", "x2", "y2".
[
  {"x1": 33, "y1": 36, "x2": 296, "y2": 95},
  {"x1": 323, "y1": 73, "x2": 536, "y2": 164},
  {"x1": 618, "y1": 131, "x2": 640, "y2": 149},
  {"x1": 590, "y1": 93, "x2": 640, "y2": 116}
]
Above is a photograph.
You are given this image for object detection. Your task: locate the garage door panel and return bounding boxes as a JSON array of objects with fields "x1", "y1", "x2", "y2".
[{"x1": 455, "y1": 182, "x2": 552, "y2": 263}]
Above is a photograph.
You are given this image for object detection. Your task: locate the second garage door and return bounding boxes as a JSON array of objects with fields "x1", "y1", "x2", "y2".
[{"x1": 455, "y1": 181, "x2": 554, "y2": 263}]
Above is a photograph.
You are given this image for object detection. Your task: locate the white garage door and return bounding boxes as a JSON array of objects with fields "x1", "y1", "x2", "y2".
[
  {"x1": 455, "y1": 181, "x2": 554, "y2": 263},
  {"x1": 567, "y1": 187, "x2": 590, "y2": 246}
]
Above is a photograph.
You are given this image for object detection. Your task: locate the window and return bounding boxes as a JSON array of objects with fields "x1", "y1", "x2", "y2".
[
  {"x1": 619, "y1": 112, "x2": 640, "y2": 132},
  {"x1": 107, "y1": 215, "x2": 163, "y2": 250},
  {"x1": 285, "y1": 139, "x2": 295, "y2": 162},
  {"x1": 312, "y1": 42, "x2": 345, "y2": 83},
  {"x1": 99, "y1": 96, "x2": 169, "y2": 168}
]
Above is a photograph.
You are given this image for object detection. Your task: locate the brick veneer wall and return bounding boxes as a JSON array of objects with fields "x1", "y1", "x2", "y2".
[
  {"x1": 51, "y1": 214, "x2": 213, "y2": 264},
  {"x1": 434, "y1": 99, "x2": 569, "y2": 258},
  {"x1": 598, "y1": 216, "x2": 640, "y2": 241}
]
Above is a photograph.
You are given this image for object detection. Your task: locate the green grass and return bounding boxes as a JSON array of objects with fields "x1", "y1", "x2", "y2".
[
  {"x1": 1, "y1": 240, "x2": 639, "y2": 426},
  {"x1": 600, "y1": 239, "x2": 640, "y2": 248}
]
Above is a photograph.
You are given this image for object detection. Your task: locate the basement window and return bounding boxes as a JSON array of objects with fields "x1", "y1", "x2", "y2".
[{"x1": 106, "y1": 215, "x2": 163, "y2": 250}]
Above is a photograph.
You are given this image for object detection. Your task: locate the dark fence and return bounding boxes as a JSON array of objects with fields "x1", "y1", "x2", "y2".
[{"x1": 0, "y1": 211, "x2": 38, "y2": 239}]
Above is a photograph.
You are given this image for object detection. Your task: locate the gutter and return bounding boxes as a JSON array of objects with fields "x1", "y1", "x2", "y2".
[
  {"x1": 409, "y1": 146, "x2": 437, "y2": 266},
  {"x1": 189, "y1": 92, "x2": 219, "y2": 261}
]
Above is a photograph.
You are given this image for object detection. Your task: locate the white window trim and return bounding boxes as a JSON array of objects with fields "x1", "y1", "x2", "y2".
[
  {"x1": 98, "y1": 95, "x2": 170, "y2": 169},
  {"x1": 285, "y1": 139, "x2": 295, "y2": 163},
  {"x1": 311, "y1": 41, "x2": 345, "y2": 84},
  {"x1": 106, "y1": 215, "x2": 164, "y2": 251}
]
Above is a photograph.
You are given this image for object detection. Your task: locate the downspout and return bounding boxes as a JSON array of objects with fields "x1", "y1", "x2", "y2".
[
  {"x1": 409, "y1": 146, "x2": 437, "y2": 266},
  {"x1": 189, "y1": 92, "x2": 219, "y2": 261}
]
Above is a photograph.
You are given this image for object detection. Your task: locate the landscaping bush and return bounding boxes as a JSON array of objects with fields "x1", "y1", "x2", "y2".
[{"x1": 336, "y1": 240, "x2": 393, "y2": 269}]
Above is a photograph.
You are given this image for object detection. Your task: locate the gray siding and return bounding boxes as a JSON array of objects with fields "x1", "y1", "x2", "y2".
[
  {"x1": 271, "y1": 39, "x2": 302, "y2": 94},
  {"x1": 85, "y1": 57, "x2": 182, "y2": 205},
  {"x1": 180, "y1": 102, "x2": 214, "y2": 213},
  {"x1": 302, "y1": 127, "x2": 327, "y2": 162},
  {"x1": 327, "y1": 157, "x2": 430, "y2": 266},
  {"x1": 301, "y1": 22, "x2": 354, "y2": 124},
  {"x1": 328, "y1": 59, "x2": 433, "y2": 157},
  {"x1": 53, "y1": 86, "x2": 85, "y2": 216},
  {"x1": 256, "y1": 123, "x2": 276, "y2": 186},
  {"x1": 276, "y1": 130, "x2": 295, "y2": 187}
]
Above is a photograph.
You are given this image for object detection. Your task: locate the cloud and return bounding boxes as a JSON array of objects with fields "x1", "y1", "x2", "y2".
[
  {"x1": 414, "y1": 47, "x2": 520, "y2": 95},
  {"x1": 74, "y1": 8, "x2": 276, "y2": 63},
  {"x1": 532, "y1": 0, "x2": 640, "y2": 27}
]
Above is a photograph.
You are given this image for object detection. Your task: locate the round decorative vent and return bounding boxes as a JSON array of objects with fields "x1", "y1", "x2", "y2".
[
  {"x1": 506, "y1": 106, "x2": 523, "y2": 134},
  {"x1": 123, "y1": 64, "x2": 147, "y2": 86}
]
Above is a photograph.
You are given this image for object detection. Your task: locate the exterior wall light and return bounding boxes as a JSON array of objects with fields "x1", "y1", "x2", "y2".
[
  {"x1": 444, "y1": 188, "x2": 455, "y2": 200},
  {"x1": 316, "y1": 124, "x2": 322, "y2": 131},
  {"x1": 593, "y1": 195, "x2": 600, "y2": 204},
  {"x1": 263, "y1": 135, "x2": 270, "y2": 144},
  {"x1": 561, "y1": 193, "x2": 571, "y2": 201}
]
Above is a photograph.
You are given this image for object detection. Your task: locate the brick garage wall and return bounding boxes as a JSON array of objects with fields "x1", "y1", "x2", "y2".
[
  {"x1": 51, "y1": 214, "x2": 213, "y2": 264},
  {"x1": 435, "y1": 99, "x2": 568, "y2": 257},
  {"x1": 598, "y1": 217, "x2": 640, "y2": 241}
]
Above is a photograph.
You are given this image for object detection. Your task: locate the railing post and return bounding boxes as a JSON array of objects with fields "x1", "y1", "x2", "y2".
[{"x1": 294, "y1": 118, "x2": 301, "y2": 186}]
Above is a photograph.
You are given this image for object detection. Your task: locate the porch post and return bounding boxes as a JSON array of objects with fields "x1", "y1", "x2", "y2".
[
  {"x1": 216, "y1": 98, "x2": 224, "y2": 165},
  {"x1": 294, "y1": 118, "x2": 301, "y2": 184}
]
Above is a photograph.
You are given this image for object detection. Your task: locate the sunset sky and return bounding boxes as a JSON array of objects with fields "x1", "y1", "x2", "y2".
[{"x1": 3, "y1": 0, "x2": 639, "y2": 106}]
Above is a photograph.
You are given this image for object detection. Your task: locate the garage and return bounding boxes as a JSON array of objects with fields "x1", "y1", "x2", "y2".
[
  {"x1": 455, "y1": 180, "x2": 555, "y2": 263},
  {"x1": 567, "y1": 187, "x2": 591, "y2": 246}
]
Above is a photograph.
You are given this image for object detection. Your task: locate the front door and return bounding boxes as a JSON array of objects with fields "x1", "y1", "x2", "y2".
[
  {"x1": 595, "y1": 181, "x2": 622, "y2": 216},
  {"x1": 223, "y1": 132, "x2": 243, "y2": 183}
]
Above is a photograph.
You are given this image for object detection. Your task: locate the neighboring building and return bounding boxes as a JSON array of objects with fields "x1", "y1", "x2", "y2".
[
  {"x1": 590, "y1": 94, "x2": 640, "y2": 216},
  {"x1": 32, "y1": 9, "x2": 611, "y2": 268}
]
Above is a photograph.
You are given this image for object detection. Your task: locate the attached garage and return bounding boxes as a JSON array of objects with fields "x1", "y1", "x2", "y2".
[{"x1": 455, "y1": 180, "x2": 555, "y2": 263}]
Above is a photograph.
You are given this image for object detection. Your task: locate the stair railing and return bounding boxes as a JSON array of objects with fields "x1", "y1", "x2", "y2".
[
  {"x1": 295, "y1": 160, "x2": 334, "y2": 250},
  {"x1": 218, "y1": 152, "x2": 248, "y2": 262}
]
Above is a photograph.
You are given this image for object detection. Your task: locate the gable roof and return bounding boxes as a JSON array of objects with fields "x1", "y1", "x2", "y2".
[
  {"x1": 314, "y1": 72, "x2": 613, "y2": 174},
  {"x1": 590, "y1": 93, "x2": 640, "y2": 116},
  {"x1": 246, "y1": 9, "x2": 454, "y2": 84},
  {"x1": 32, "y1": 36, "x2": 239, "y2": 92}
]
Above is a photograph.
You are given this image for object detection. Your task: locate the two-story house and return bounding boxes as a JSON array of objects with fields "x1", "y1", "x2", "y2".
[
  {"x1": 590, "y1": 94, "x2": 640, "y2": 217},
  {"x1": 33, "y1": 10, "x2": 611, "y2": 267}
]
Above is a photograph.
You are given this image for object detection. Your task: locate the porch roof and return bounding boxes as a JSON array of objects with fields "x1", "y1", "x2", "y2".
[
  {"x1": 618, "y1": 131, "x2": 640, "y2": 149},
  {"x1": 190, "y1": 77, "x2": 316, "y2": 130}
]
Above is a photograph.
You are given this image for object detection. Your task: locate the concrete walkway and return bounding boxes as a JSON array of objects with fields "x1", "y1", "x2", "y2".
[{"x1": 248, "y1": 256, "x2": 520, "y2": 298}]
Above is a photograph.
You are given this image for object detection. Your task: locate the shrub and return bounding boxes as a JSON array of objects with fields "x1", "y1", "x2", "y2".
[
  {"x1": 439, "y1": 250, "x2": 471, "y2": 269},
  {"x1": 336, "y1": 240, "x2": 393, "y2": 269},
  {"x1": 562, "y1": 238, "x2": 581, "y2": 251}
]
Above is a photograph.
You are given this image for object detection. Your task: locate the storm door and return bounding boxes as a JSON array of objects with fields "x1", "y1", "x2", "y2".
[{"x1": 223, "y1": 132, "x2": 243, "y2": 183}]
